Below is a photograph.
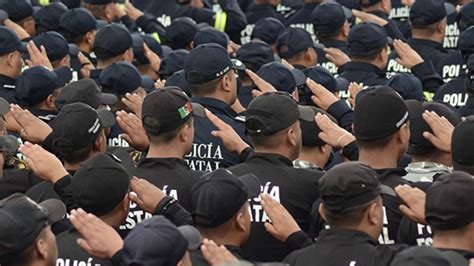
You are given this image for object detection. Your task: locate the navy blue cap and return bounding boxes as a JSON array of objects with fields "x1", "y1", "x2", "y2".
[
  {"x1": 0, "y1": 27, "x2": 24, "y2": 56},
  {"x1": 15, "y1": 66, "x2": 59, "y2": 107},
  {"x1": 33, "y1": 31, "x2": 70, "y2": 62},
  {"x1": 303, "y1": 66, "x2": 346, "y2": 93},
  {"x1": 0, "y1": 0, "x2": 33, "y2": 22},
  {"x1": 59, "y1": 8, "x2": 97, "y2": 43},
  {"x1": 410, "y1": 0, "x2": 455, "y2": 27},
  {"x1": 158, "y1": 49, "x2": 188, "y2": 79},
  {"x1": 251, "y1": 17, "x2": 285, "y2": 45},
  {"x1": 185, "y1": 43, "x2": 236, "y2": 85},
  {"x1": 387, "y1": 73, "x2": 424, "y2": 101},
  {"x1": 277, "y1": 28, "x2": 315, "y2": 59},
  {"x1": 236, "y1": 41, "x2": 274, "y2": 72},
  {"x1": 165, "y1": 17, "x2": 198, "y2": 50},
  {"x1": 194, "y1": 27, "x2": 229, "y2": 49},
  {"x1": 93, "y1": 24, "x2": 132, "y2": 60},
  {"x1": 99, "y1": 61, "x2": 151, "y2": 96},
  {"x1": 165, "y1": 70, "x2": 192, "y2": 97},
  {"x1": 256, "y1": 62, "x2": 306, "y2": 93},
  {"x1": 132, "y1": 33, "x2": 163, "y2": 67},
  {"x1": 458, "y1": 2, "x2": 474, "y2": 31},
  {"x1": 312, "y1": 2, "x2": 351, "y2": 36},
  {"x1": 35, "y1": 2, "x2": 68, "y2": 34},
  {"x1": 458, "y1": 26, "x2": 474, "y2": 56},
  {"x1": 348, "y1": 22, "x2": 389, "y2": 56},
  {"x1": 123, "y1": 216, "x2": 201, "y2": 265}
]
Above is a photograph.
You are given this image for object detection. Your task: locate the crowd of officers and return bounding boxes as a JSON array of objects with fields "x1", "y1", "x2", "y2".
[{"x1": 0, "y1": 0, "x2": 473, "y2": 265}]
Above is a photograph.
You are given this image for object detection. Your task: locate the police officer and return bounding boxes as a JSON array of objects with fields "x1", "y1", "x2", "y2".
[
  {"x1": 81, "y1": 0, "x2": 132, "y2": 27},
  {"x1": 256, "y1": 61, "x2": 303, "y2": 93},
  {"x1": 35, "y1": 2, "x2": 68, "y2": 34},
  {"x1": 184, "y1": 43, "x2": 249, "y2": 171},
  {"x1": 144, "y1": 0, "x2": 246, "y2": 43},
  {"x1": 276, "y1": 27, "x2": 318, "y2": 69},
  {"x1": 434, "y1": 26, "x2": 474, "y2": 108},
  {"x1": 0, "y1": 0, "x2": 36, "y2": 37},
  {"x1": 284, "y1": 0, "x2": 323, "y2": 39},
  {"x1": 311, "y1": 2, "x2": 351, "y2": 75},
  {"x1": 284, "y1": 162, "x2": 400, "y2": 266},
  {"x1": 54, "y1": 78, "x2": 118, "y2": 110},
  {"x1": 358, "y1": 0, "x2": 406, "y2": 41},
  {"x1": 249, "y1": 17, "x2": 285, "y2": 50},
  {"x1": 0, "y1": 27, "x2": 25, "y2": 103},
  {"x1": 229, "y1": 93, "x2": 323, "y2": 262},
  {"x1": 165, "y1": 17, "x2": 199, "y2": 50},
  {"x1": 458, "y1": 55, "x2": 474, "y2": 116}
]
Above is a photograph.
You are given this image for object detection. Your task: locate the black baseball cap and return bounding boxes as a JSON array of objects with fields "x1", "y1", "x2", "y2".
[
  {"x1": 391, "y1": 246, "x2": 469, "y2": 266},
  {"x1": 425, "y1": 171, "x2": 474, "y2": 231},
  {"x1": 165, "y1": 70, "x2": 192, "y2": 97},
  {"x1": 165, "y1": 17, "x2": 198, "y2": 50},
  {"x1": 55, "y1": 78, "x2": 118, "y2": 110},
  {"x1": 303, "y1": 66, "x2": 347, "y2": 93},
  {"x1": 312, "y1": 2, "x2": 352, "y2": 36},
  {"x1": 122, "y1": 216, "x2": 202, "y2": 265},
  {"x1": 387, "y1": 73, "x2": 424, "y2": 101},
  {"x1": 319, "y1": 162, "x2": 396, "y2": 212},
  {"x1": 141, "y1": 87, "x2": 204, "y2": 135},
  {"x1": 246, "y1": 92, "x2": 315, "y2": 136},
  {"x1": 407, "y1": 100, "x2": 461, "y2": 155},
  {"x1": 354, "y1": 86, "x2": 409, "y2": 141},
  {"x1": 348, "y1": 22, "x2": 391, "y2": 56},
  {"x1": 451, "y1": 117, "x2": 474, "y2": 173},
  {"x1": 35, "y1": 2, "x2": 68, "y2": 33},
  {"x1": 99, "y1": 61, "x2": 153, "y2": 96},
  {"x1": 0, "y1": 26, "x2": 25, "y2": 56},
  {"x1": 256, "y1": 62, "x2": 303, "y2": 93},
  {"x1": 0, "y1": 135, "x2": 19, "y2": 155},
  {"x1": 194, "y1": 27, "x2": 229, "y2": 49},
  {"x1": 301, "y1": 107, "x2": 336, "y2": 147},
  {"x1": 59, "y1": 7, "x2": 97, "y2": 43},
  {"x1": 276, "y1": 28, "x2": 315, "y2": 59},
  {"x1": 0, "y1": 0, "x2": 33, "y2": 22},
  {"x1": 158, "y1": 49, "x2": 188, "y2": 79},
  {"x1": 458, "y1": 2, "x2": 474, "y2": 31},
  {"x1": 33, "y1": 31, "x2": 72, "y2": 62},
  {"x1": 251, "y1": 17, "x2": 285, "y2": 45},
  {"x1": 236, "y1": 41, "x2": 274, "y2": 72},
  {"x1": 458, "y1": 26, "x2": 474, "y2": 59},
  {"x1": 71, "y1": 153, "x2": 130, "y2": 216},
  {"x1": 191, "y1": 169, "x2": 260, "y2": 227},
  {"x1": 15, "y1": 66, "x2": 59, "y2": 107},
  {"x1": 132, "y1": 33, "x2": 163, "y2": 66},
  {"x1": 0, "y1": 193, "x2": 66, "y2": 261},
  {"x1": 184, "y1": 43, "x2": 239, "y2": 85},
  {"x1": 410, "y1": 0, "x2": 455, "y2": 27},
  {"x1": 93, "y1": 23, "x2": 132, "y2": 59},
  {"x1": 51, "y1": 102, "x2": 115, "y2": 154}
]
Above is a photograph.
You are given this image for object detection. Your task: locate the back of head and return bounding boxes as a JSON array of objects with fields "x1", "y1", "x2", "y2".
[
  {"x1": 256, "y1": 62, "x2": 296, "y2": 93},
  {"x1": 347, "y1": 22, "x2": 389, "y2": 61},
  {"x1": 390, "y1": 246, "x2": 468, "y2": 266},
  {"x1": 451, "y1": 117, "x2": 474, "y2": 174},
  {"x1": 15, "y1": 66, "x2": 59, "y2": 108},
  {"x1": 276, "y1": 27, "x2": 314, "y2": 60},
  {"x1": 35, "y1": 2, "x2": 68, "y2": 34},
  {"x1": 99, "y1": 61, "x2": 150, "y2": 97},
  {"x1": 410, "y1": 0, "x2": 451, "y2": 29},
  {"x1": 158, "y1": 49, "x2": 189, "y2": 79},
  {"x1": 236, "y1": 41, "x2": 274, "y2": 72},
  {"x1": 165, "y1": 17, "x2": 198, "y2": 50},
  {"x1": 251, "y1": 17, "x2": 285, "y2": 45},
  {"x1": 33, "y1": 31, "x2": 70, "y2": 63},
  {"x1": 387, "y1": 74, "x2": 424, "y2": 101},
  {"x1": 311, "y1": 2, "x2": 351, "y2": 39},
  {"x1": 59, "y1": 7, "x2": 97, "y2": 43},
  {"x1": 54, "y1": 78, "x2": 118, "y2": 110},
  {"x1": 458, "y1": 2, "x2": 474, "y2": 32},
  {"x1": 93, "y1": 23, "x2": 132, "y2": 60},
  {"x1": 194, "y1": 27, "x2": 229, "y2": 49},
  {"x1": 0, "y1": 0, "x2": 33, "y2": 23},
  {"x1": 458, "y1": 26, "x2": 474, "y2": 61}
]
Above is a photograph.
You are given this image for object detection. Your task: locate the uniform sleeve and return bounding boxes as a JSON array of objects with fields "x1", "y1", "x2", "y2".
[
  {"x1": 154, "y1": 195, "x2": 194, "y2": 226},
  {"x1": 285, "y1": 231, "x2": 313, "y2": 252},
  {"x1": 326, "y1": 100, "x2": 354, "y2": 133},
  {"x1": 136, "y1": 14, "x2": 167, "y2": 42},
  {"x1": 410, "y1": 61, "x2": 444, "y2": 93},
  {"x1": 383, "y1": 20, "x2": 406, "y2": 42},
  {"x1": 53, "y1": 175, "x2": 77, "y2": 212},
  {"x1": 191, "y1": 0, "x2": 247, "y2": 35}
]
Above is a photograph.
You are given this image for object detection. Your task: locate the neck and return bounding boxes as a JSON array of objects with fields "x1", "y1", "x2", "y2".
[
  {"x1": 359, "y1": 149, "x2": 398, "y2": 169},
  {"x1": 64, "y1": 162, "x2": 82, "y2": 171},
  {"x1": 298, "y1": 147, "x2": 325, "y2": 168},
  {"x1": 411, "y1": 152, "x2": 452, "y2": 167},
  {"x1": 147, "y1": 143, "x2": 186, "y2": 159},
  {"x1": 78, "y1": 42, "x2": 93, "y2": 54},
  {"x1": 433, "y1": 235, "x2": 474, "y2": 253},
  {"x1": 195, "y1": 93, "x2": 229, "y2": 105},
  {"x1": 200, "y1": 232, "x2": 243, "y2": 247},
  {"x1": 412, "y1": 33, "x2": 444, "y2": 44},
  {"x1": 254, "y1": 147, "x2": 296, "y2": 161}
]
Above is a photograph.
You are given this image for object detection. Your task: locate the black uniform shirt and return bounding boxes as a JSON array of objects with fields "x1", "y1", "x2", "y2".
[
  {"x1": 229, "y1": 152, "x2": 322, "y2": 262},
  {"x1": 0, "y1": 168, "x2": 42, "y2": 200},
  {"x1": 459, "y1": 96, "x2": 474, "y2": 117},
  {"x1": 0, "y1": 74, "x2": 16, "y2": 103}
]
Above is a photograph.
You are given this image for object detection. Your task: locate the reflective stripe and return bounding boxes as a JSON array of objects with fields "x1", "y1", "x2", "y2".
[
  {"x1": 39, "y1": 0, "x2": 49, "y2": 6},
  {"x1": 423, "y1": 91, "x2": 434, "y2": 101},
  {"x1": 152, "y1": 32, "x2": 161, "y2": 43},
  {"x1": 214, "y1": 12, "x2": 227, "y2": 32},
  {"x1": 118, "y1": 3, "x2": 126, "y2": 11}
]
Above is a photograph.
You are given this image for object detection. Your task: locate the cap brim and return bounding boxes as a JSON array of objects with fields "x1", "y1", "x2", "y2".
[
  {"x1": 0, "y1": 97, "x2": 10, "y2": 115},
  {"x1": 298, "y1": 105, "x2": 316, "y2": 122},
  {"x1": 444, "y1": 3, "x2": 456, "y2": 16},
  {"x1": 141, "y1": 76, "x2": 155, "y2": 90},
  {"x1": 68, "y1": 44, "x2": 79, "y2": 57},
  {"x1": 336, "y1": 77, "x2": 349, "y2": 92},
  {"x1": 405, "y1": 99, "x2": 424, "y2": 120},
  {"x1": 39, "y1": 199, "x2": 66, "y2": 224},
  {"x1": 100, "y1": 93, "x2": 119, "y2": 106},
  {"x1": 178, "y1": 225, "x2": 202, "y2": 251},
  {"x1": 291, "y1": 68, "x2": 307, "y2": 88},
  {"x1": 97, "y1": 109, "x2": 116, "y2": 128},
  {"x1": 191, "y1": 102, "x2": 206, "y2": 117},
  {"x1": 232, "y1": 59, "x2": 246, "y2": 72},
  {"x1": 237, "y1": 173, "x2": 261, "y2": 199},
  {"x1": 380, "y1": 184, "x2": 396, "y2": 197},
  {"x1": 0, "y1": 135, "x2": 20, "y2": 154}
]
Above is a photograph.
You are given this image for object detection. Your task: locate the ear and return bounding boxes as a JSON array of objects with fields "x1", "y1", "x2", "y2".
[
  {"x1": 179, "y1": 124, "x2": 190, "y2": 142},
  {"x1": 381, "y1": 0, "x2": 391, "y2": 13},
  {"x1": 235, "y1": 211, "x2": 247, "y2": 232},
  {"x1": 342, "y1": 21, "x2": 350, "y2": 37},
  {"x1": 221, "y1": 74, "x2": 231, "y2": 92},
  {"x1": 6, "y1": 52, "x2": 15, "y2": 67},
  {"x1": 398, "y1": 123, "x2": 410, "y2": 146},
  {"x1": 86, "y1": 31, "x2": 95, "y2": 45},
  {"x1": 122, "y1": 194, "x2": 130, "y2": 211},
  {"x1": 318, "y1": 203, "x2": 327, "y2": 222},
  {"x1": 437, "y1": 19, "x2": 446, "y2": 33},
  {"x1": 367, "y1": 202, "x2": 380, "y2": 225},
  {"x1": 286, "y1": 127, "x2": 297, "y2": 147},
  {"x1": 104, "y1": 4, "x2": 114, "y2": 21},
  {"x1": 46, "y1": 94, "x2": 57, "y2": 109},
  {"x1": 124, "y1": 48, "x2": 134, "y2": 63},
  {"x1": 189, "y1": 41, "x2": 195, "y2": 50},
  {"x1": 35, "y1": 238, "x2": 48, "y2": 260}
]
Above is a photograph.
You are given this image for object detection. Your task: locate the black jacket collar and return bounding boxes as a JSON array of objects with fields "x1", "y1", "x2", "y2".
[
  {"x1": 318, "y1": 228, "x2": 378, "y2": 246},
  {"x1": 246, "y1": 152, "x2": 294, "y2": 167}
]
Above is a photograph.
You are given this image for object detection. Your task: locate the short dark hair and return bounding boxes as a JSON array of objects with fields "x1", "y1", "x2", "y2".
[
  {"x1": 323, "y1": 199, "x2": 376, "y2": 227},
  {"x1": 315, "y1": 27, "x2": 343, "y2": 40},
  {"x1": 56, "y1": 143, "x2": 94, "y2": 164},
  {"x1": 350, "y1": 48, "x2": 385, "y2": 62},
  {"x1": 146, "y1": 117, "x2": 193, "y2": 144},
  {"x1": 189, "y1": 71, "x2": 233, "y2": 96}
]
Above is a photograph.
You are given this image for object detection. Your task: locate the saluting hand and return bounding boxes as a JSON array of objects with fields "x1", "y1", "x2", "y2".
[
  {"x1": 307, "y1": 78, "x2": 339, "y2": 111},
  {"x1": 315, "y1": 113, "x2": 355, "y2": 149},
  {"x1": 201, "y1": 239, "x2": 239, "y2": 266},
  {"x1": 18, "y1": 142, "x2": 68, "y2": 183},
  {"x1": 10, "y1": 104, "x2": 52, "y2": 144},
  {"x1": 116, "y1": 110, "x2": 149, "y2": 151},
  {"x1": 260, "y1": 193, "x2": 301, "y2": 243},
  {"x1": 395, "y1": 184, "x2": 427, "y2": 225},
  {"x1": 206, "y1": 109, "x2": 250, "y2": 156},
  {"x1": 422, "y1": 110, "x2": 454, "y2": 153},
  {"x1": 129, "y1": 177, "x2": 167, "y2": 214}
]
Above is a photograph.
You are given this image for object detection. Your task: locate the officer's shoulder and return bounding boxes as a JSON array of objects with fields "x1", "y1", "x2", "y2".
[{"x1": 283, "y1": 244, "x2": 317, "y2": 263}]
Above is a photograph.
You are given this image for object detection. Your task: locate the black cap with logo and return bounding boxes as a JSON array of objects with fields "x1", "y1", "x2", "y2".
[
  {"x1": 141, "y1": 87, "x2": 204, "y2": 136},
  {"x1": 191, "y1": 169, "x2": 260, "y2": 227},
  {"x1": 55, "y1": 78, "x2": 118, "y2": 110},
  {"x1": 245, "y1": 92, "x2": 315, "y2": 136},
  {"x1": 71, "y1": 153, "x2": 130, "y2": 216},
  {"x1": 0, "y1": 194, "x2": 66, "y2": 262},
  {"x1": 425, "y1": 171, "x2": 474, "y2": 231},
  {"x1": 319, "y1": 162, "x2": 396, "y2": 212},
  {"x1": 93, "y1": 23, "x2": 132, "y2": 59},
  {"x1": 348, "y1": 22, "x2": 391, "y2": 56}
]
